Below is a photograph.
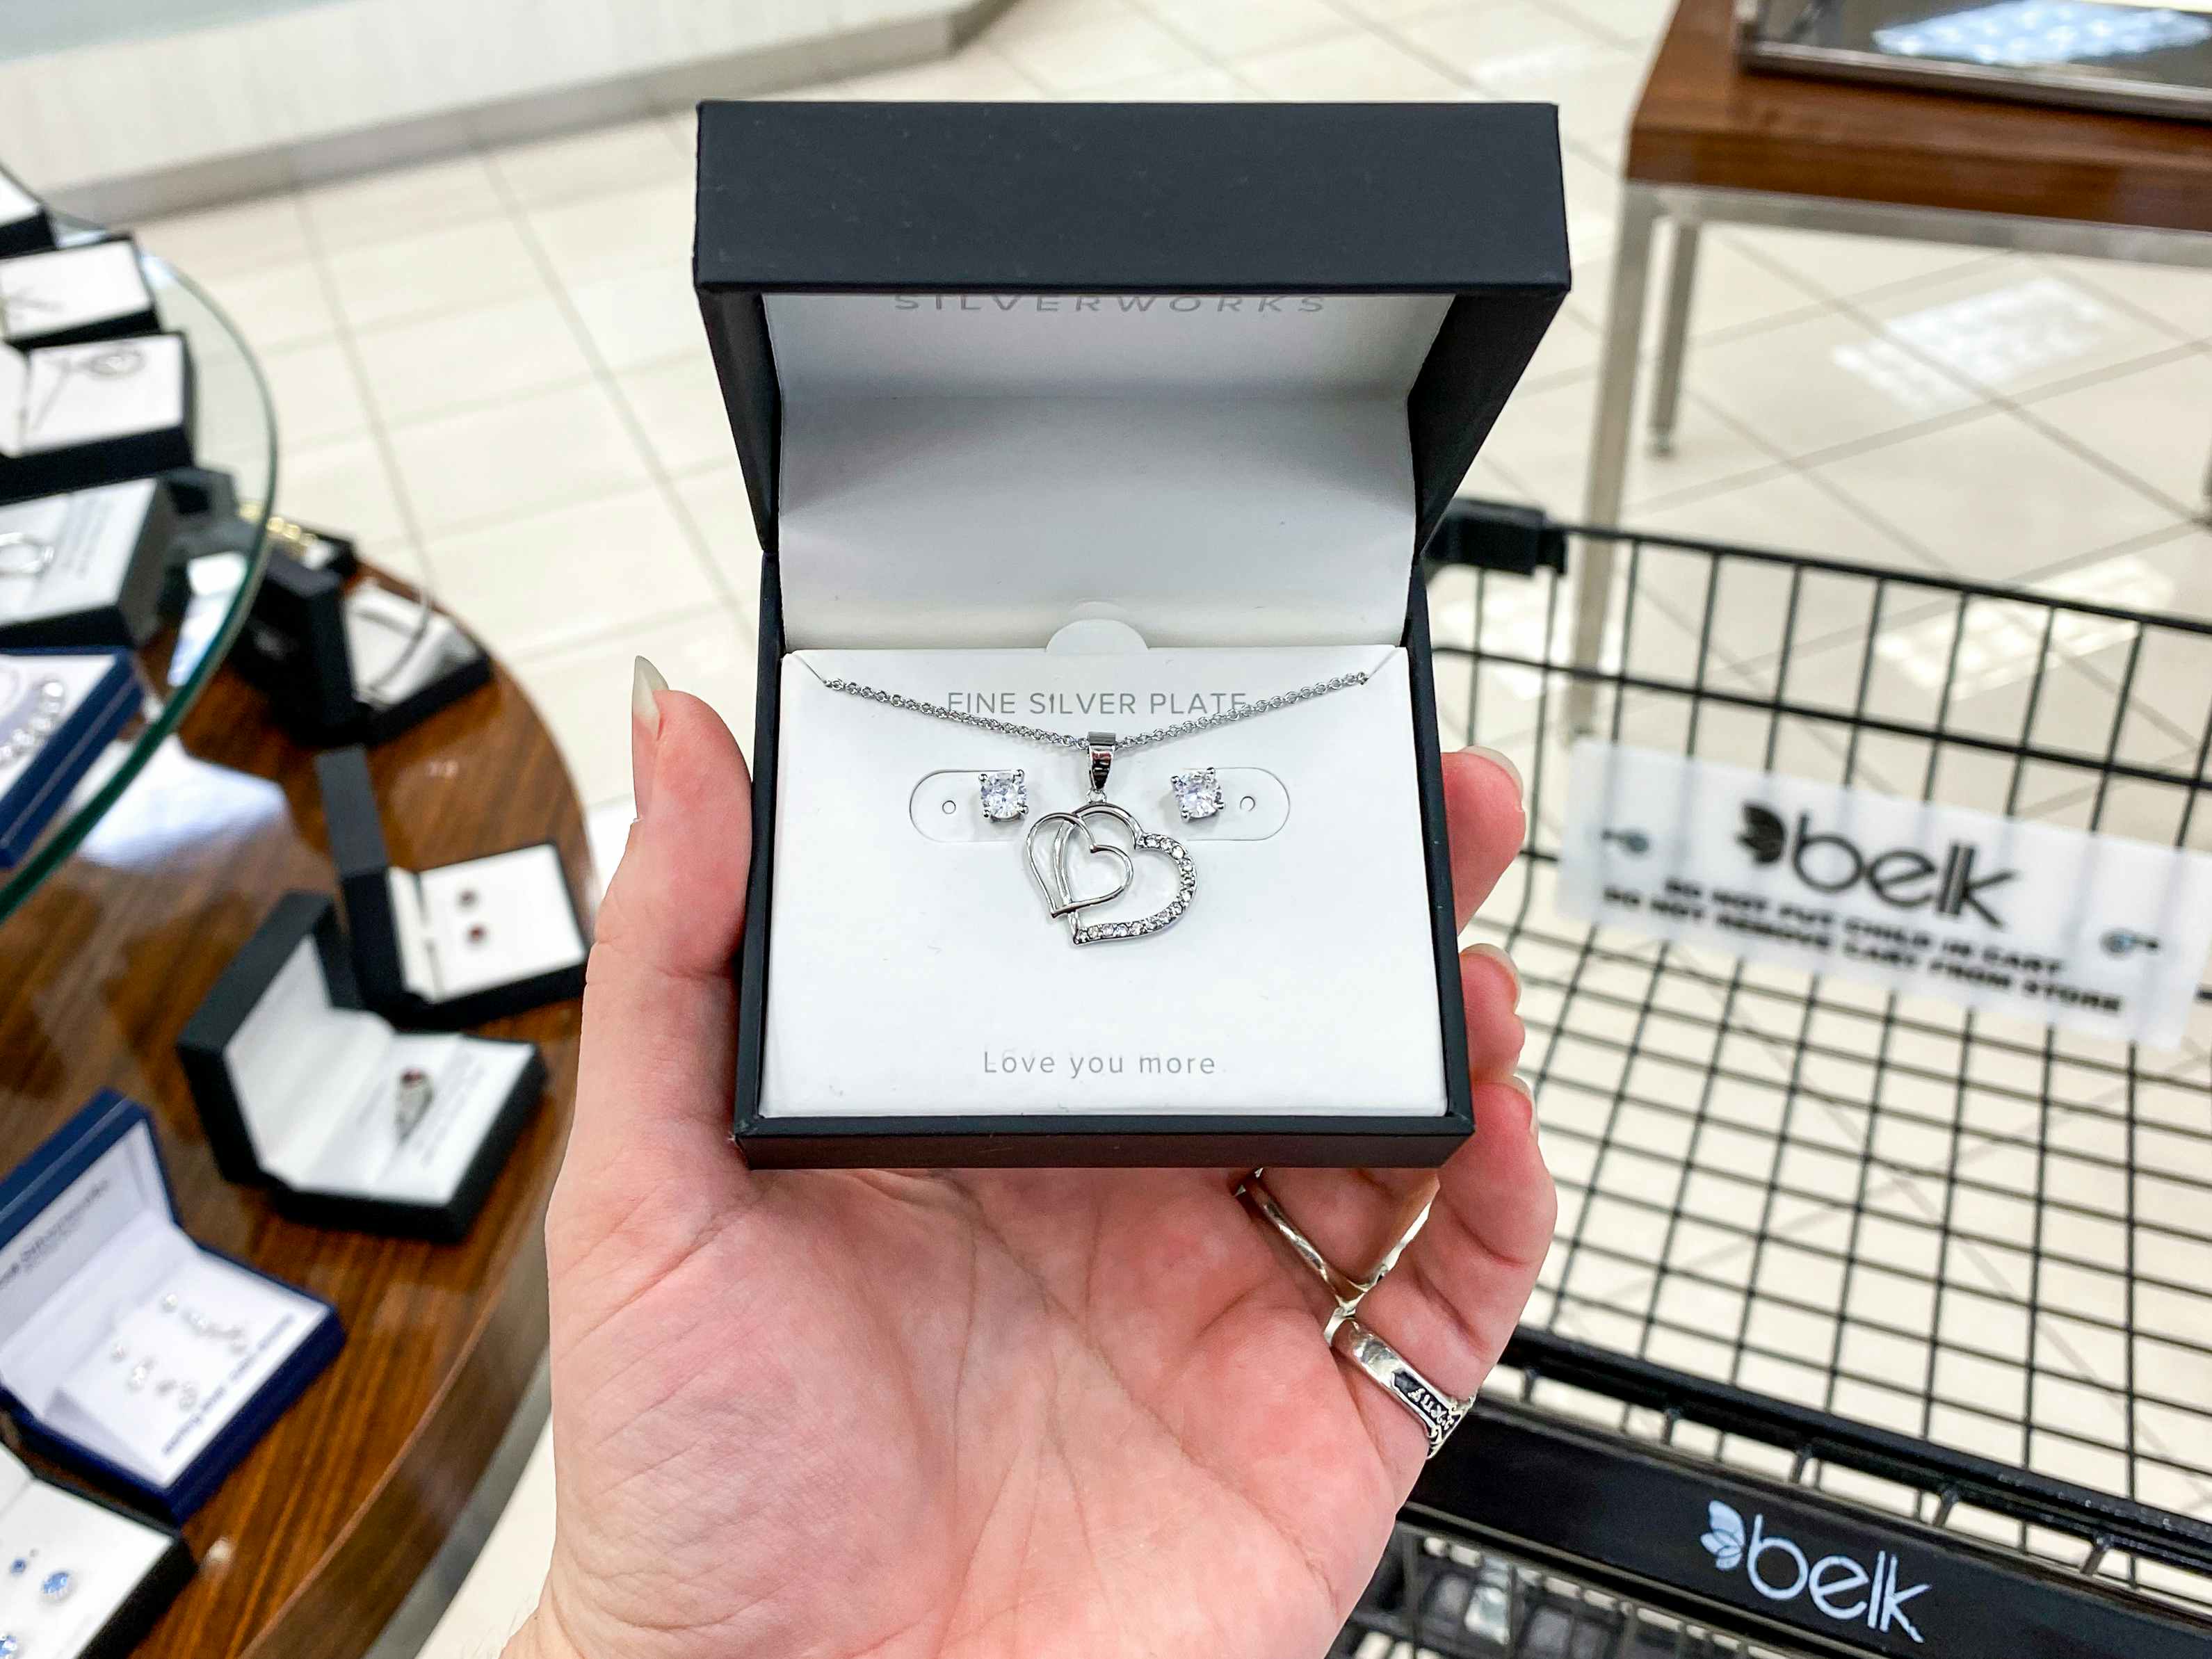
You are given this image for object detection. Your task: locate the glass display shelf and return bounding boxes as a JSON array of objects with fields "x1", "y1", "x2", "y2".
[{"x1": 0, "y1": 241, "x2": 275, "y2": 923}]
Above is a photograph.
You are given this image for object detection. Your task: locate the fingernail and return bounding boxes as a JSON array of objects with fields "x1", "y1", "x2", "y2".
[
  {"x1": 631, "y1": 656, "x2": 668, "y2": 818},
  {"x1": 1467, "y1": 745, "x2": 1524, "y2": 798},
  {"x1": 1468, "y1": 941, "x2": 1521, "y2": 1005}
]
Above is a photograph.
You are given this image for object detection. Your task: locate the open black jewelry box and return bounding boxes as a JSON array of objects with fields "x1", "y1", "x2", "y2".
[
  {"x1": 177, "y1": 893, "x2": 549, "y2": 1241},
  {"x1": 0, "y1": 165, "x2": 53, "y2": 258},
  {"x1": 695, "y1": 99, "x2": 1567, "y2": 1170},
  {"x1": 0, "y1": 331, "x2": 195, "y2": 507},
  {"x1": 0, "y1": 478, "x2": 179, "y2": 650},
  {"x1": 232, "y1": 551, "x2": 490, "y2": 745},
  {"x1": 312, "y1": 744, "x2": 589, "y2": 1028},
  {"x1": 0, "y1": 236, "x2": 160, "y2": 352}
]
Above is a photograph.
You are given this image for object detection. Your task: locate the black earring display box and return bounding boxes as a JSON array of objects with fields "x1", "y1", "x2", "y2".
[
  {"x1": 0, "y1": 332, "x2": 195, "y2": 507},
  {"x1": 232, "y1": 551, "x2": 488, "y2": 744},
  {"x1": 0, "y1": 237, "x2": 159, "y2": 351},
  {"x1": 177, "y1": 893, "x2": 549, "y2": 1243},
  {"x1": 0, "y1": 477, "x2": 179, "y2": 649},
  {"x1": 0, "y1": 1446, "x2": 195, "y2": 1659},
  {"x1": 0, "y1": 165, "x2": 52, "y2": 257},
  {"x1": 695, "y1": 100, "x2": 1567, "y2": 1168},
  {"x1": 315, "y1": 745, "x2": 590, "y2": 1029}
]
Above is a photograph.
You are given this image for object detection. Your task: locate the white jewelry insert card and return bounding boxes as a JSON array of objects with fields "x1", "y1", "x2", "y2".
[
  {"x1": 0, "y1": 1447, "x2": 181, "y2": 1659},
  {"x1": 0, "y1": 480, "x2": 164, "y2": 639},
  {"x1": 391, "y1": 846, "x2": 587, "y2": 1004},
  {"x1": 0, "y1": 241, "x2": 153, "y2": 348},
  {"x1": 0, "y1": 335, "x2": 184, "y2": 458},
  {"x1": 768, "y1": 640, "x2": 1448, "y2": 1119},
  {"x1": 223, "y1": 932, "x2": 538, "y2": 1204},
  {"x1": 0, "y1": 1107, "x2": 337, "y2": 1501}
]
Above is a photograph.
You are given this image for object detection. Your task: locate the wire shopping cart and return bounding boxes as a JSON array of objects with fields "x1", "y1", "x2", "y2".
[{"x1": 1346, "y1": 501, "x2": 2212, "y2": 1658}]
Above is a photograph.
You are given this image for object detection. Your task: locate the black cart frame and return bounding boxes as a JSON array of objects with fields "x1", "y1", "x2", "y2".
[{"x1": 1350, "y1": 501, "x2": 2212, "y2": 1658}]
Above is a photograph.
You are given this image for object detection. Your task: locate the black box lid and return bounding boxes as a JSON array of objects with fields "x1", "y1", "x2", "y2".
[{"x1": 693, "y1": 99, "x2": 1568, "y2": 568}]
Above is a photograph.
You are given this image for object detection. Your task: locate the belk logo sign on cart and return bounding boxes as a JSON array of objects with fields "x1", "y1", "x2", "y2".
[
  {"x1": 1700, "y1": 1500, "x2": 1930, "y2": 1645},
  {"x1": 1558, "y1": 742, "x2": 2212, "y2": 1049}
]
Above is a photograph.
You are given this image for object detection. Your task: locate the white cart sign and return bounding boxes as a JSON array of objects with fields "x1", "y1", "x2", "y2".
[{"x1": 1557, "y1": 741, "x2": 2212, "y2": 1050}]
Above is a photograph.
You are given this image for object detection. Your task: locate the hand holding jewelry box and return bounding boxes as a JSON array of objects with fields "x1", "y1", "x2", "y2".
[{"x1": 501, "y1": 666, "x2": 1546, "y2": 1659}]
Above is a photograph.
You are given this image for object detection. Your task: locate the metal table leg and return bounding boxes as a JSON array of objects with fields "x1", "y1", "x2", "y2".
[
  {"x1": 1647, "y1": 217, "x2": 1702, "y2": 459},
  {"x1": 1569, "y1": 185, "x2": 1661, "y2": 736}
]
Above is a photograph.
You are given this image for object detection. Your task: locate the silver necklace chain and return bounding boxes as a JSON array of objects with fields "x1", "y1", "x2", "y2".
[
  {"x1": 809, "y1": 662, "x2": 1380, "y2": 752},
  {"x1": 804, "y1": 652, "x2": 1389, "y2": 946}
]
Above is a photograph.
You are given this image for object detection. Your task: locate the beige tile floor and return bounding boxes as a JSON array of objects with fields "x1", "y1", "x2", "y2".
[{"x1": 122, "y1": 0, "x2": 2212, "y2": 1647}]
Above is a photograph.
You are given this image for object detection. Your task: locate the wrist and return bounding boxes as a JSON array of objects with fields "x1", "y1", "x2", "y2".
[{"x1": 503, "y1": 1602, "x2": 586, "y2": 1659}]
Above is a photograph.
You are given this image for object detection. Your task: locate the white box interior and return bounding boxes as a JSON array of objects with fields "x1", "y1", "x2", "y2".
[
  {"x1": 0, "y1": 649, "x2": 126, "y2": 809},
  {"x1": 0, "y1": 1446, "x2": 172, "y2": 1659},
  {"x1": 766, "y1": 293, "x2": 1449, "y2": 650},
  {"x1": 385, "y1": 843, "x2": 585, "y2": 1002},
  {"x1": 343, "y1": 582, "x2": 481, "y2": 709},
  {"x1": 757, "y1": 292, "x2": 1457, "y2": 1123},
  {"x1": 0, "y1": 241, "x2": 150, "y2": 343},
  {"x1": 0, "y1": 1120, "x2": 328, "y2": 1492},
  {"x1": 0, "y1": 479, "x2": 155, "y2": 624},
  {"x1": 0, "y1": 334, "x2": 184, "y2": 456},
  {"x1": 223, "y1": 933, "x2": 535, "y2": 1199}
]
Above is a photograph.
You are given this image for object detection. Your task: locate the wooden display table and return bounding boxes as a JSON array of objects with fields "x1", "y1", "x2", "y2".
[{"x1": 0, "y1": 652, "x2": 588, "y2": 1658}]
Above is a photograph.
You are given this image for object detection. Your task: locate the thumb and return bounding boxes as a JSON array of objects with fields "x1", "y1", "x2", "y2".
[{"x1": 562, "y1": 658, "x2": 754, "y2": 1225}]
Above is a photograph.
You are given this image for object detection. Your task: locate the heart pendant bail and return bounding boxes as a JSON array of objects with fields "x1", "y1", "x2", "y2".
[{"x1": 1086, "y1": 731, "x2": 1117, "y2": 802}]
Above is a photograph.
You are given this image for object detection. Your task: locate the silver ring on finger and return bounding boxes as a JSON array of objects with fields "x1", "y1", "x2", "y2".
[
  {"x1": 1236, "y1": 1170, "x2": 1435, "y2": 1338},
  {"x1": 1331, "y1": 1315, "x2": 1473, "y2": 1460}
]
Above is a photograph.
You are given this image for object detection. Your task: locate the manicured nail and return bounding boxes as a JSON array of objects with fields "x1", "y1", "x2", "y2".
[
  {"x1": 1468, "y1": 941, "x2": 1521, "y2": 1005},
  {"x1": 1467, "y1": 745, "x2": 1524, "y2": 798},
  {"x1": 631, "y1": 656, "x2": 668, "y2": 818}
]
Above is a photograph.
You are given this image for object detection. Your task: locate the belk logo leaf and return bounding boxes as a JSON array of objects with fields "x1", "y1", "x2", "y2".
[
  {"x1": 1737, "y1": 804, "x2": 1786, "y2": 866},
  {"x1": 1702, "y1": 1500, "x2": 1747, "y2": 1570}
]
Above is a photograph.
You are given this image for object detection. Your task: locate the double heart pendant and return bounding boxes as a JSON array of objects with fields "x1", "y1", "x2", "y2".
[{"x1": 1022, "y1": 736, "x2": 1195, "y2": 945}]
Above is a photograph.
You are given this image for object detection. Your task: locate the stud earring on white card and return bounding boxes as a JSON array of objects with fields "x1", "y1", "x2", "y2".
[
  {"x1": 978, "y1": 770, "x2": 1028, "y2": 821},
  {"x1": 1171, "y1": 768, "x2": 1224, "y2": 822}
]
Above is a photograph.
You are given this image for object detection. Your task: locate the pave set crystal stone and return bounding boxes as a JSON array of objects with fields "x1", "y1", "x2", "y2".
[
  {"x1": 0, "y1": 678, "x2": 66, "y2": 768},
  {"x1": 978, "y1": 769, "x2": 1028, "y2": 821},
  {"x1": 1070, "y1": 833, "x2": 1195, "y2": 944}
]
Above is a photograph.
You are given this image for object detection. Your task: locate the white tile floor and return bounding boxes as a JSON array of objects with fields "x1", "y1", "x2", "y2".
[{"x1": 121, "y1": 0, "x2": 2212, "y2": 1649}]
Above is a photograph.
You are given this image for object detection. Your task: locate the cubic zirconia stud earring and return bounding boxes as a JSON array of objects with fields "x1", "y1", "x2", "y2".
[
  {"x1": 0, "y1": 1630, "x2": 19, "y2": 1656},
  {"x1": 1171, "y1": 768, "x2": 1223, "y2": 822},
  {"x1": 978, "y1": 770, "x2": 1028, "y2": 822},
  {"x1": 40, "y1": 1569, "x2": 70, "y2": 1602},
  {"x1": 466, "y1": 923, "x2": 487, "y2": 945}
]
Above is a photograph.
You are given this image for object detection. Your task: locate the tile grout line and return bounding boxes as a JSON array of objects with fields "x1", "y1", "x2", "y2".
[
  {"x1": 478, "y1": 159, "x2": 752, "y2": 622},
  {"x1": 290, "y1": 194, "x2": 447, "y2": 590}
]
